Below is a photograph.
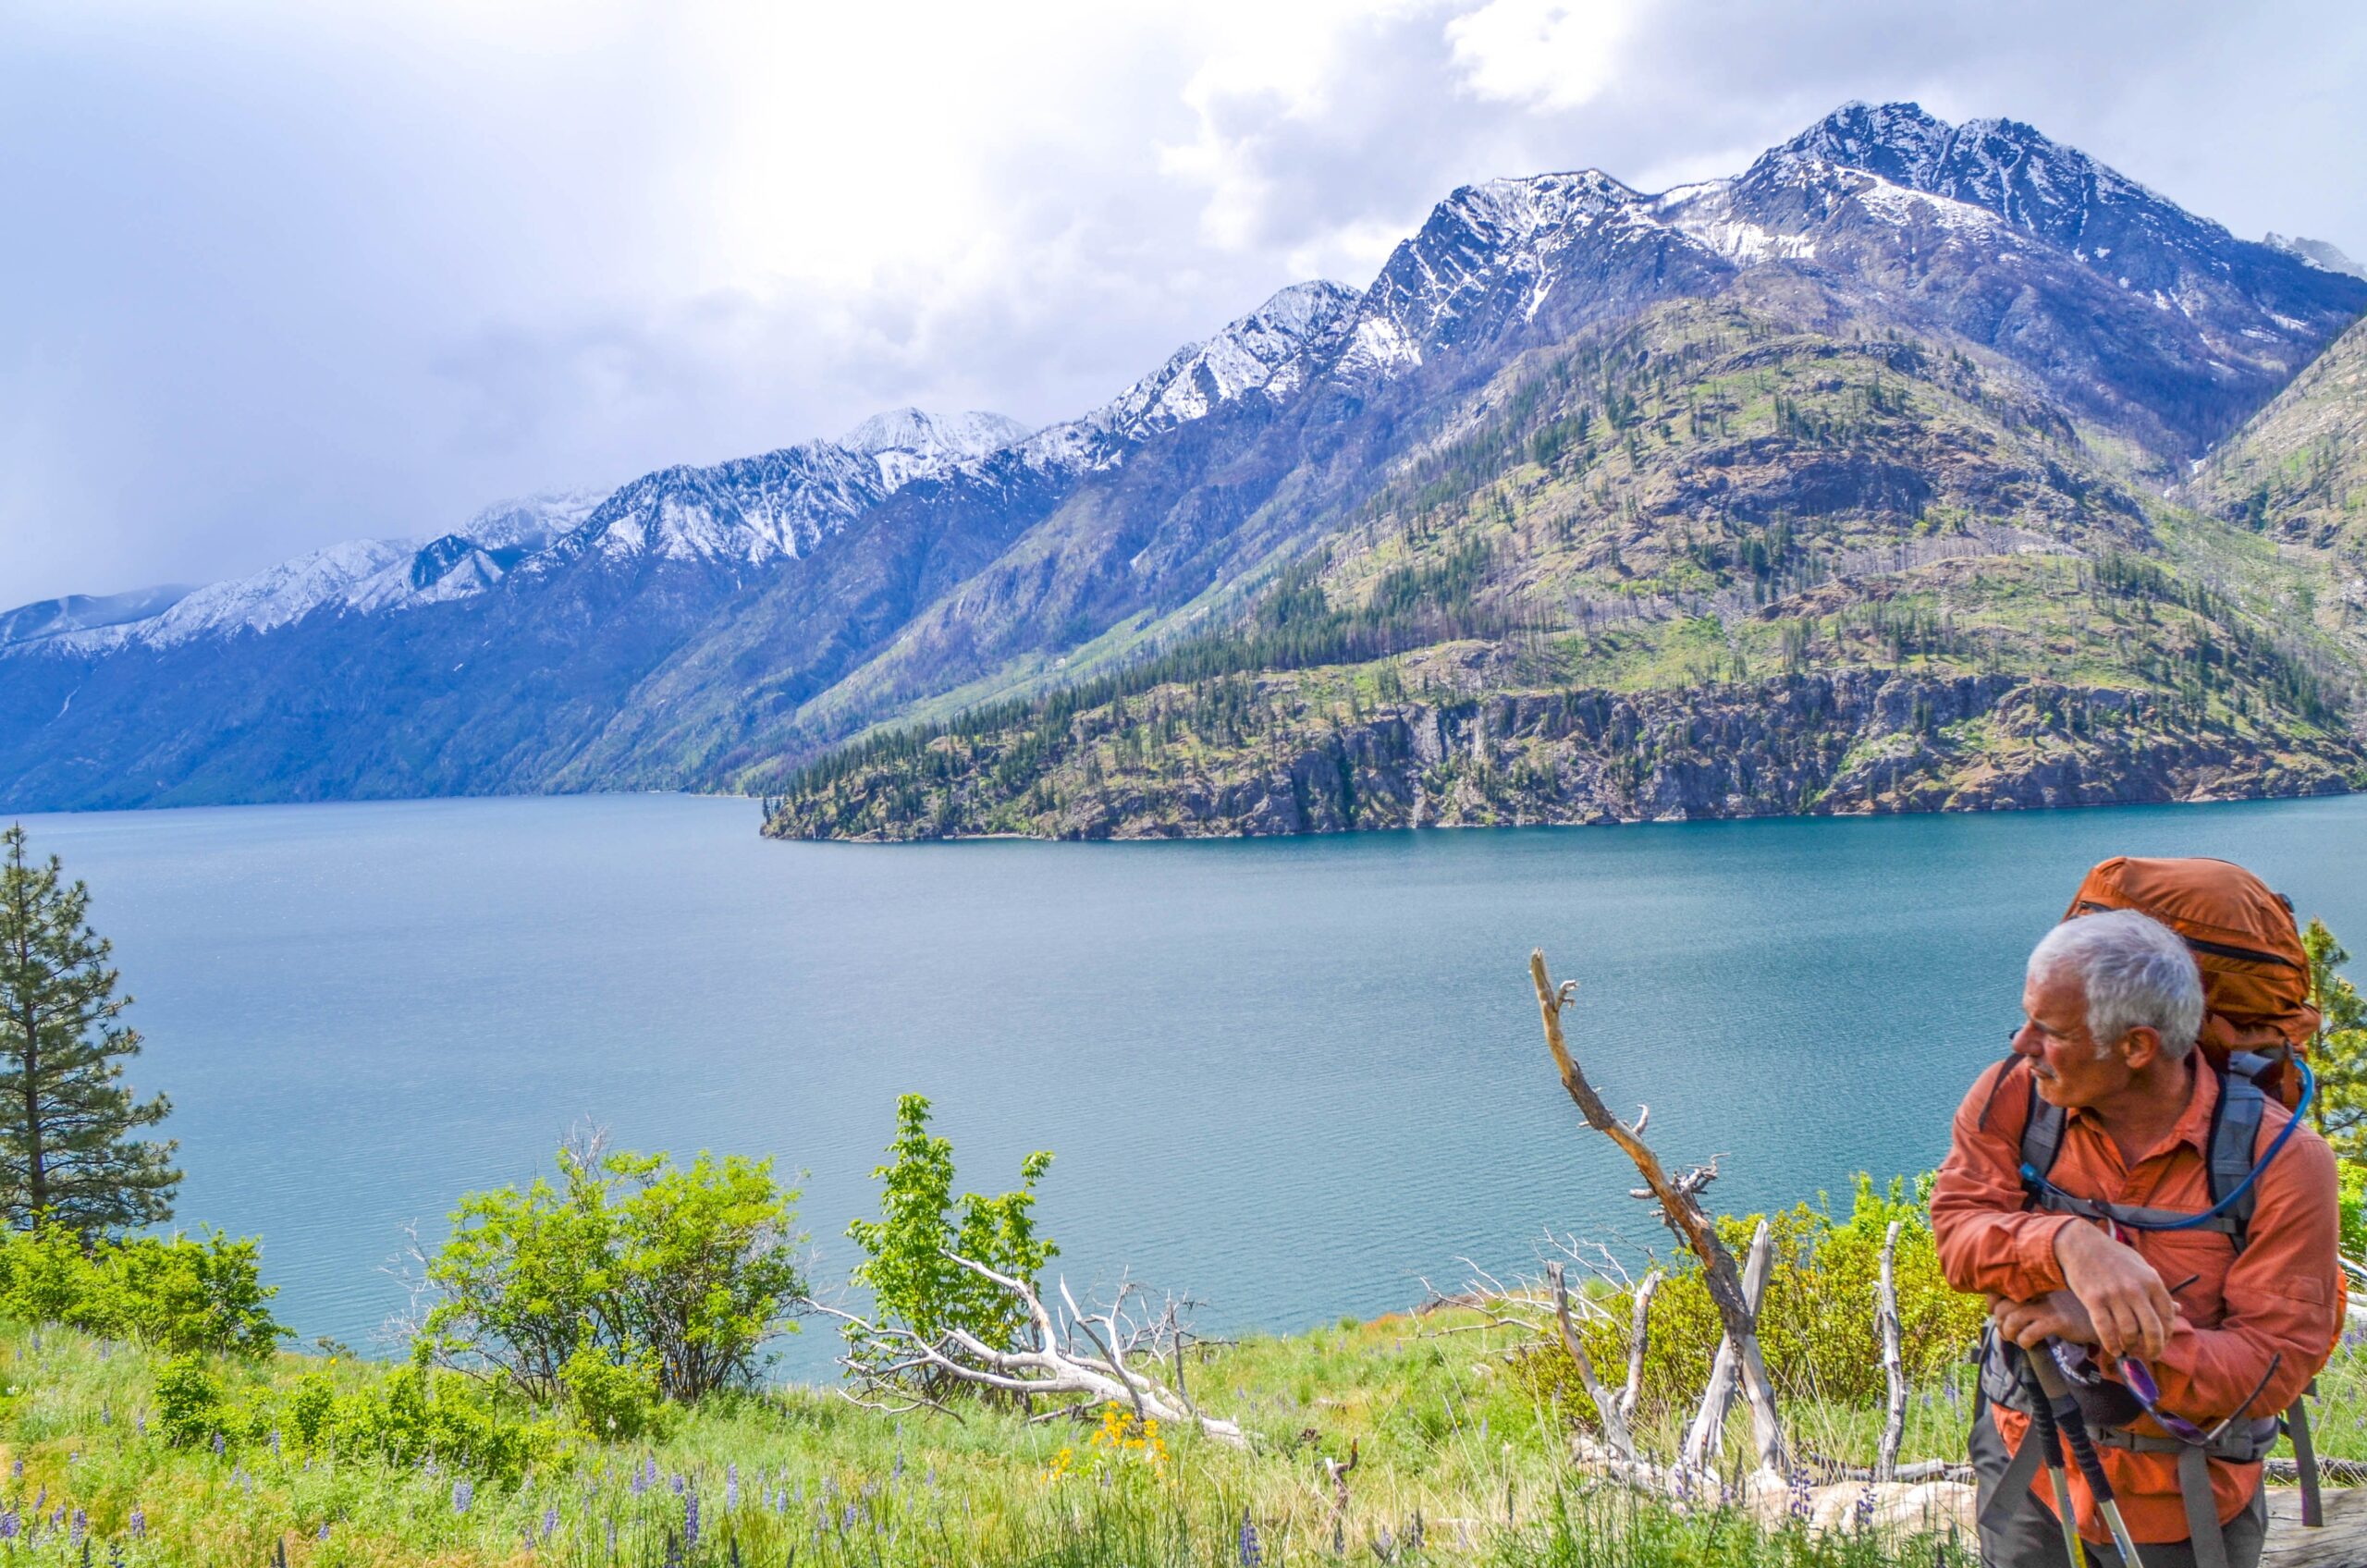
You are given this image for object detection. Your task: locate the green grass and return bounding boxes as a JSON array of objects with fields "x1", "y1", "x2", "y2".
[
  {"x1": 0, "y1": 1304, "x2": 2003, "y2": 1568},
  {"x1": 8, "y1": 1279, "x2": 2367, "y2": 1565}
]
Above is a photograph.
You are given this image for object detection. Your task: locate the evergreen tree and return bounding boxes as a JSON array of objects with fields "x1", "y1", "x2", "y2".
[
  {"x1": 0, "y1": 825, "x2": 179, "y2": 1235},
  {"x1": 2302, "y1": 916, "x2": 2367, "y2": 1158}
]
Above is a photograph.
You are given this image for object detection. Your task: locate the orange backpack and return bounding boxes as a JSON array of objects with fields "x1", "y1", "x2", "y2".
[{"x1": 2064, "y1": 855, "x2": 2318, "y2": 1108}]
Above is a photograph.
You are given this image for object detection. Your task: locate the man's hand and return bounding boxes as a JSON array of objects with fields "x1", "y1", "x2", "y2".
[
  {"x1": 2054, "y1": 1222, "x2": 2177, "y2": 1360},
  {"x1": 1991, "y1": 1289, "x2": 2099, "y2": 1351}
]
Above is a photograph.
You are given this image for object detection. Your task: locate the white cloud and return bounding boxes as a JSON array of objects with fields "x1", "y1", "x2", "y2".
[
  {"x1": 0, "y1": 0, "x2": 2361, "y2": 607},
  {"x1": 1445, "y1": 0, "x2": 1637, "y2": 110}
]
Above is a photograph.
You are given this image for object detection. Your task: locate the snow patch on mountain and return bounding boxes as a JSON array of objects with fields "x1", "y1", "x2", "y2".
[
  {"x1": 48, "y1": 539, "x2": 418, "y2": 651},
  {"x1": 0, "y1": 584, "x2": 193, "y2": 647},
  {"x1": 1021, "y1": 281, "x2": 1361, "y2": 468},
  {"x1": 2268, "y1": 234, "x2": 2367, "y2": 281},
  {"x1": 841, "y1": 408, "x2": 1033, "y2": 488}
]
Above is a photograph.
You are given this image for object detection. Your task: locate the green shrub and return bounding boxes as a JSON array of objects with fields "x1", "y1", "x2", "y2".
[
  {"x1": 844, "y1": 1093, "x2": 1057, "y2": 1387},
  {"x1": 0, "y1": 1223, "x2": 283, "y2": 1359},
  {"x1": 559, "y1": 1341, "x2": 667, "y2": 1441},
  {"x1": 284, "y1": 1366, "x2": 337, "y2": 1450},
  {"x1": 97, "y1": 1231, "x2": 283, "y2": 1357},
  {"x1": 314, "y1": 1364, "x2": 557, "y2": 1486},
  {"x1": 1522, "y1": 1173, "x2": 1987, "y2": 1432},
  {"x1": 2340, "y1": 1160, "x2": 2366, "y2": 1259},
  {"x1": 153, "y1": 1353, "x2": 227, "y2": 1447},
  {"x1": 422, "y1": 1140, "x2": 806, "y2": 1404}
]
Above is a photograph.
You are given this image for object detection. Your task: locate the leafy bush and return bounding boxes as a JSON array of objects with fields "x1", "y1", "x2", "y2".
[
  {"x1": 310, "y1": 1363, "x2": 556, "y2": 1485},
  {"x1": 0, "y1": 1223, "x2": 283, "y2": 1358},
  {"x1": 1523, "y1": 1174, "x2": 1986, "y2": 1431},
  {"x1": 153, "y1": 1353, "x2": 227, "y2": 1447},
  {"x1": 559, "y1": 1341, "x2": 667, "y2": 1441},
  {"x1": 844, "y1": 1094, "x2": 1057, "y2": 1383},
  {"x1": 421, "y1": 1139, "x2": 806, "y2": 1405},
  {"x1": 2340, "y1": 1160, "x2": 2366, "y2": 1259}
]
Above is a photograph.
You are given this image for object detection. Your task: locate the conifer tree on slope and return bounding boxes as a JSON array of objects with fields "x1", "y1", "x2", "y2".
[{"x1": 0, "y1": 825, "x2": 178, "y2": 1234}]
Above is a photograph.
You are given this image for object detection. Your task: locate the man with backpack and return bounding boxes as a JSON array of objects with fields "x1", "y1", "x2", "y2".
[{"x1": 1932, "y1": 859, "x2": 2342, "y2": 1568}]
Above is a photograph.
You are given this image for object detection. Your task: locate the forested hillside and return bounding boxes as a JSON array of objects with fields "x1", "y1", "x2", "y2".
[{"x1": 767, "y1": 299, "x2": 2362, "y2": 839}]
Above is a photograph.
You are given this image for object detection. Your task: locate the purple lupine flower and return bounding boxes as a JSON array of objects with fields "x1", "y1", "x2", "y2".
[
  {"x1": 32, "y1": 1486, "x2": 44, "y2": 1515},
  {"x1": 269, "y1": 1427, "x2": 281, "y2": 1458},
  {"x1": 1855, "y1": 1486, "x2": 1877, "y2": 1530},
  {"x1": 69, "y1": 1508, "x2": 85, "y2": 1546},
  {"x1": 127, "y1": 1507, "x2": 144, "y2": 1540},
  {"x1": 211, "y1": 1432, "x2": 225, "y2": 1457},
  {"x1": 136, "y1": 1415, "x2": 145, "y2": 1437},
  {"x1": 892, "y1": 1452, "x2": 904, "y2": 1481},
  {"x1": 452, "y1": 1478, "x2": 473, "y2": 1514},
  {"x1": 0, "y1": 1510, "x2": 18, "y2": 1541},
  {"x1": 1238, "y1": 1511, "x2": 1261, "y2": 1567},
  {"x1": 543, "y1": 1505, "x2": 558, "y2": 1542},
  {"x1": 840, "y1": 1502, "x2": 856, "y2": 1532},
  {"x1": 607, "y1": 1519, "x2": 617, "y2": 1557},
  {"x1": 669, "y1": 1473, "x2": 685, "y2": 1498},
  {"x1": 726, "y1": 1464, "x2": 739, "y2": 1510},
  {"x1": 317, "y1": 1523, "x2": 331, "y2": 1541},
  {"x1": 684, "y1": 1489, "x2": 700, "y2": 1551}
]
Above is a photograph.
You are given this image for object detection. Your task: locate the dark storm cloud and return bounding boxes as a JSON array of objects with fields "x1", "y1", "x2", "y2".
[{"x1": 2, "y1": 1, "x2": 2360, "y2": 607}]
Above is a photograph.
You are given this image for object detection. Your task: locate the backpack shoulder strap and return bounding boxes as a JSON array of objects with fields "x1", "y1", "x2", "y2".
[
  {"x1": 2018, "y1": 1067, "x2": 2067, "y2": 1188},
  {"x1": 2209, "y1": 1053, "x2": 2273, "y2": 1252}
]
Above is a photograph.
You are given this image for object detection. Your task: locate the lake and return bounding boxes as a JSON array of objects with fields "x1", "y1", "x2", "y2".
[{"x1": 13, "y1": 792, "x2": 2367, "y2": 1379}]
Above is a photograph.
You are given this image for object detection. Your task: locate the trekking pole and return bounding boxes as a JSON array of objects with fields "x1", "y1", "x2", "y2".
[
  {"x1": 2026, "y1": 1390, "x2": 2089, "y2": 1568},
  {"x1": 2031, "y1": 1343, "x2": 2147, "y2": 1568}
]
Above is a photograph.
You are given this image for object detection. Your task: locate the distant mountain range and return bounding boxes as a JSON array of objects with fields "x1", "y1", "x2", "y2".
[{"x1": 5, "y1": 102, "x2": 2365, "y2": 831}]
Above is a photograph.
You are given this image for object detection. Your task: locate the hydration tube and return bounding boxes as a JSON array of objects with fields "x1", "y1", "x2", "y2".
[{"x1": 2019, "y1": 1057, "x2": 2315, "y2": 1233}]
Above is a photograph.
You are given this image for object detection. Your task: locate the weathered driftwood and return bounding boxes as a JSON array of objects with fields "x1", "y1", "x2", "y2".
[
  {"x1": 1679, "y1": 1217, "x2": 1772, "y2": 1475},
  {"x1": 1546, "y1": 1259, "x2": 1660, "y2": 1461},
  {"x1": 809, "y1": 1256, "x2": 1249, "y2": 1447},
  {"x1": 1530, "y1": 949, "x2": 1786, "y2": 1478},
  {"x1": 1875, "y1": 1219, "x2": 1907, "y2": 1482}
]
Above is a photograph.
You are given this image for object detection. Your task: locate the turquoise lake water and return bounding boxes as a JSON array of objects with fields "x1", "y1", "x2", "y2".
[{"x1": 14, "y1": 792, "x2": 2367, "y2": 1379}]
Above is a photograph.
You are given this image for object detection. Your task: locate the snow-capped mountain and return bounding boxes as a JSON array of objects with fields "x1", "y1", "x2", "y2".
[
  {"x1": 2268, "y1": 234, "x2": 2367, "y2": 281},
  {"x1": 1343, "y1": 172, "x2": 1727, "y2": 381},
  {"x1": 1022, "y1": 282, "x2": 1361, "y2": 468},
  {"x1": 531, "y1": 409, "x2": 1038, "y2": 573},
  {"x1": 0, "y1": 583, "x2": 192, "y2": 647},
  {"x1": 18, "y1": 491, "x2": 610, "y2": 653},
  {"x1": 3, "y1": 101, "x2": 2361, "y2": 814},
  {"x1": 842, "y1": 408, "x2": 1033, "y2": 488}
]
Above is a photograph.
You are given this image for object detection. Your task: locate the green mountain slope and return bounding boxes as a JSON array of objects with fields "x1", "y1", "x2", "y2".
[
  {"x1": 765, "y1": 302, "x2": 2362, "y2": 839},
  {"x1": 2196, "y1": 314, "x2": 2367, "y2": 557}
]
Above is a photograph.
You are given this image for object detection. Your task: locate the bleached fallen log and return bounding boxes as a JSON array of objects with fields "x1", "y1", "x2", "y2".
[
  {"x1": 809, "y1": 1255, "x2": 1250, "y2": 1448},
  {"x1": 1530, "y1": 949, "x2": 1785, "y2": 1480}
]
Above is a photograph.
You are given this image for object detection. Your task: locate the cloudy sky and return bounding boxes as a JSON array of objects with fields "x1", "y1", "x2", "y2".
[{"x1": 4, "y1": 0, "x2": 2361, "y2": 607}]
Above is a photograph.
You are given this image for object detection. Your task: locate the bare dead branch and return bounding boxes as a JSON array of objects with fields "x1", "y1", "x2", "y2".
[
  {"x1": 1876, "y1": 1219, "x2": 1906, "y2": 1482},
  {"x1": 1531, "y1": 950, "x2": 1785, "y2": 1479},
  {"x1": 1547, "y1": 1261, "x2": 1633, "y2": 1460}
]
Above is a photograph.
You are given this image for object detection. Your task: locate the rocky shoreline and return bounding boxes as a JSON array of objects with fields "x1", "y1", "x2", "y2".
[{"x1": 766, "y1": 668, "x2": 2363, "y2": 842}]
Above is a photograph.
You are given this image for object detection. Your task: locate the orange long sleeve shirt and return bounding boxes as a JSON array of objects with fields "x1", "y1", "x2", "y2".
[{"x1": 1932, "y1": 1056, "x2": 2341, "y2": 1545}]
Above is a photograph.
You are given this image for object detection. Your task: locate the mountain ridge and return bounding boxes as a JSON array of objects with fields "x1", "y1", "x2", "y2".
[{"x1": 5, "y1": 101, "x2": 2363, "y2": 823}]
